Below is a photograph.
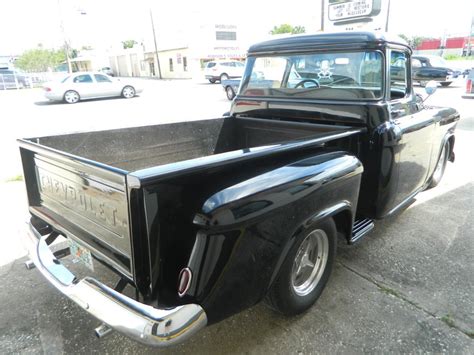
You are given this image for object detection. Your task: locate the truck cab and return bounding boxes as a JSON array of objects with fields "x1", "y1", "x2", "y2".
[{"x1": 230, "y1": 31, "x2": 459, "y2": 219}]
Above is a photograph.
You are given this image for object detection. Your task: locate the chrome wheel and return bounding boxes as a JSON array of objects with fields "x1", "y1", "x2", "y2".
[
  {"x1": 291, "y1": 229, "x2": 329, "y2": 296},
  {"x1": 64, "y1": 90, "x2": 79, "y2": 104},
  {"x1": 226, "y1": 86, "x2": 235, "y2": 100},
  {"x1": 432, "y1": 144, "x2": 447, "y2": 182},
  {"x1": 122, "y1": 86, "x2": 135, "y2": 98}
]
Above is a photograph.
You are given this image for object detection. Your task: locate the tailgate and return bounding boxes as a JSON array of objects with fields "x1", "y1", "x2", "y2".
[{"x1": 19, "y1": 141, "x2": 133, "y2": 278}]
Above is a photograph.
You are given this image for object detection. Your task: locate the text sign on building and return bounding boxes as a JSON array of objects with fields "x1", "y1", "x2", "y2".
[{"x1": 323, "y1": 0, "x2": 390, "y2": 32}]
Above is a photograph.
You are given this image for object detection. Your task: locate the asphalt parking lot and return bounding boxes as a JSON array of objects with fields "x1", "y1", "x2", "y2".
[{"x1": 0, "y1": 78, "x2": 473, "y2": 354}]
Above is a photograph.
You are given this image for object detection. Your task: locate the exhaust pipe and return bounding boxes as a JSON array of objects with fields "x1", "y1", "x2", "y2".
[{"x1": 95, "y1": 323, "x2": 113, "y2": 338}]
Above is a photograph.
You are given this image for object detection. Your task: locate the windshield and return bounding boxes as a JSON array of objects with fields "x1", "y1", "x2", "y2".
[{"x1": 240, "y1": 51, "x2": 383, "y2": 100}]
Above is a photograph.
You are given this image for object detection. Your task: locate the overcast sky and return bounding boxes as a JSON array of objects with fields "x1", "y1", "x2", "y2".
[{"x1": 1, "y1": 0, "x2": 473, "y2": 55}]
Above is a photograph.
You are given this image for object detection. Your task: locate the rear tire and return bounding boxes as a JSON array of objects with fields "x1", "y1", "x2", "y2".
[
  {"x1": 266, "y1": 218, "x2": 337, "y2": 316},
  {"x1": 220, "y1": 73, "x2": 229, "y2": 82},
  {"x1": 428, "y1": 140, "x2": 450, "y2": 188},
  {"x1": 64, "y1": 90, "x2": 80, "y2": 104},
  {"x1": 440, "y1": 82, "x2": 452, "y2": 87},
  {"x1": 208, "y1": 79, "x2": 216, "y2": 84}
]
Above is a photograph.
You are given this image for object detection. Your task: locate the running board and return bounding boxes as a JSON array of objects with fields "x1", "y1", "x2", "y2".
[{"x1": 350, "y1": 218, "x2": 374, "y2": 244}]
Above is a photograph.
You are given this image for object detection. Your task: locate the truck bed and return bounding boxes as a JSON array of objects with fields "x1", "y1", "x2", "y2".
[
  {"x1": 19, "y1": 116, "x2": 363, "y2": 281},
  {"x1": 28, "y1": 117, "x2": 352, "y2": 173}
]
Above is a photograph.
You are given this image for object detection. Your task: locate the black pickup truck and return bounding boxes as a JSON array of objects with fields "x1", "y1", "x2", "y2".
[{"x1": 19, "y1": 32, "x2": 459, "y2": 347}]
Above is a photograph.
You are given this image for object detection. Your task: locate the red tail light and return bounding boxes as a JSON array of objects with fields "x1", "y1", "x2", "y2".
[
  {"x1": 178, "y1": 268, "x2": 192, "y2": 297},
  {"x1": 467, "y1": 79, "x2": 472, "y2": 94},
  {"x1": 44, "y1": 87, "x2": 51, "y2": 92}
]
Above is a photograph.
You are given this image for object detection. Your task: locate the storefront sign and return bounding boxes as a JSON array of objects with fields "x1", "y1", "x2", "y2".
[{"x1": 322, "y1": 0, "x2": 390, "y2": 32}]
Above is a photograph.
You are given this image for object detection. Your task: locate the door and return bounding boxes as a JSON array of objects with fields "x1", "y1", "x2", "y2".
[
  {"x1": 93, "y1": 74, "x2": 120, "y2": 97},
  {"x1": 389, "y1": 50, "x2": 435, "y2": 207},
  {"x1": 71, "y1": 74, "x2": 95, "y2": 98}
]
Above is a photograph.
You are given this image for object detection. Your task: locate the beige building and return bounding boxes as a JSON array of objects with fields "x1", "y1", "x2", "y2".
[{"x1": 107, "y1": 22, "x2": 248, "y2": 79}]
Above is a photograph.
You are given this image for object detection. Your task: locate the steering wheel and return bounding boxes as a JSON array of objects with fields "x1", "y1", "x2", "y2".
[{"x1": 294, "y1": 79, "x2": 320, "y2": 89}]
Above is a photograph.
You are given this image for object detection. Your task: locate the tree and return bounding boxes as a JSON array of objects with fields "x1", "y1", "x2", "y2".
[
  {"x1": 122, "y1": 40, "x2": 138, "y2": 49},
  {"x1": 398, "y1": 34, "x2": 427, "y2": 50},
  {"x1": 15, "y1": 48, "x2": 66, "y2": 72},
  {"x1": 270, "y1": 24, "x2": 306, "y2": 35},
  {"x1": 292, "y1": 25, "x2": 306, "y2": 34}
]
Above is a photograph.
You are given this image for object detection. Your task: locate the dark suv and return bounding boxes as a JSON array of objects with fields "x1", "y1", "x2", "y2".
[{"x1": 0, "y1": 68, "x2": 31, "y2": 89}]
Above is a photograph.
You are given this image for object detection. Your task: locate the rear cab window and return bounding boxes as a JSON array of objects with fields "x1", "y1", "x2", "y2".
[{"x1": 240, "y1": 51, "x2": 384, "y2": 100}]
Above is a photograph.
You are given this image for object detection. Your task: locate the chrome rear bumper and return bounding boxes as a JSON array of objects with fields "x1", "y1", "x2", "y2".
[{"x1": 23, "y1": 221, "x2": 207, "y2": 347}]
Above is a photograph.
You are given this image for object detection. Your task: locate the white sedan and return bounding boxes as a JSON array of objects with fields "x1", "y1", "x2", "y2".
[{"x1": 43, "y1": 72, "x2": 143, "y2": 104}]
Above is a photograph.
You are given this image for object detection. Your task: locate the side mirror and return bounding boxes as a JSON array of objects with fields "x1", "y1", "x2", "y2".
[
  {"x1": 424, "y1": 81, "x2": 438, "y2": 96},
  {"x1": 422, "y1": 81, "x2": 438, "y2": 103}
]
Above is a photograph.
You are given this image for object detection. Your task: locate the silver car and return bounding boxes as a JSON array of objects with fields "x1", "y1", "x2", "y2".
[{"x1": 43, "y1": 72, "x2": 143, "y2": 104}]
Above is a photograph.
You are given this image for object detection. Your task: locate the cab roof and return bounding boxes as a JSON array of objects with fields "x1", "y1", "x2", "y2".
[{"x1": 248, "y1": 31, "x2": 410, "y2": 55}]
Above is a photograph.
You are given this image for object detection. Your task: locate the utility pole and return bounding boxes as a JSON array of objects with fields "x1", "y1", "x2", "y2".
[
  {"x1": 467, "y1": 15, "x2": 473, "y2": 56},
  {"x1": 150, "y1": 9, "x2": 162, "y2": 79},
  {"x1": 57, "y1": 0, "x2": 72, "y2": 73},
  {"x1": 385, "y1": 0, "x2": 391, "y2": 32}
]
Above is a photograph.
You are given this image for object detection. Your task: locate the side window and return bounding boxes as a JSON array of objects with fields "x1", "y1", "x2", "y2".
[
  {"x1": 412, "y1": 58, "x2": 422, "y2": 68},
  {"x1": 73, "y1": 74, "x2": 93, "y2": 83},
  {"x1": 94, "y1": 74, "x2": 111, "y2": 83},
  {"x1": 390, "y1": 51, "x2": 408, "y2": 100}
]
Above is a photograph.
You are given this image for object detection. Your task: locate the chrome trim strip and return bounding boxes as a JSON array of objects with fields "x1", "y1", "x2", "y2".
[{"x1": 23, "y1": 221, "x2": 207, "y2": 347}]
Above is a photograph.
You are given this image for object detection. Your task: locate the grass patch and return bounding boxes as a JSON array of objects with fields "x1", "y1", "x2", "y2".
[
  {"x1": 4, "y1": 175, "x2": 23, "y2": 182},
  {"x1": 444, "y1": 54, "x2": 474, "y2": 61},
  {"x1": 440, "y1": 314, "x2": 455, "y2": 328},
  {"x1": 379, "y1": 285, "x2": 401, "y2": 298}
]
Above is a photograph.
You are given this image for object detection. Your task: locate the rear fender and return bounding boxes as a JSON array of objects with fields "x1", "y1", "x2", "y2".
[
  {"x1": 189, "y1": 151, "x2": 363, "y2": 323},
  {"x1": 268, "y1": 201, "x2": 354, "y2": 289},
  {"x1": 199, "y1": 151, "x2": 362, "y2": 226}
]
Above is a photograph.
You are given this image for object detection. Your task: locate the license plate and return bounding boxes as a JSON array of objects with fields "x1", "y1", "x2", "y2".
[{"x1": 69, "y1": 239, "x2": 94, "y2": 272}]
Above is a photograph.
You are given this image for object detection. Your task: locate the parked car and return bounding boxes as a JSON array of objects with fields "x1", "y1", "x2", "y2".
[
  {"x1": 411, "y1": 55, "x2": 458, "y2": 87},
  {"x1": 0, "y1": 68, "x2": 31, "y2": 89},
  {"x1": 204, "y1": 60, "x2": 244, "y2": 83},
  {"x1": 221, "y1": 78, "x2": 240, "y2": 100},
  {"x1": 43, "y1": 72, "x2": 143, "y2": 103},
  {"x1": 19, "y1": 32, "x2": 458, "y2": 347},
  {"x1": 462, "y1": 69, "x2": 474, "y2": 98},
  {"x1": 100, "y1": 66, "x2": 114, "y2": 76}
]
